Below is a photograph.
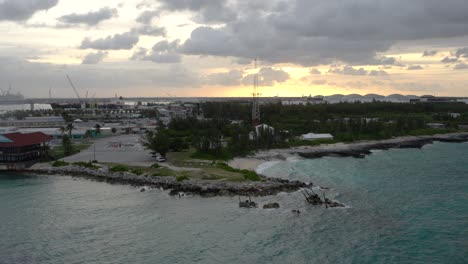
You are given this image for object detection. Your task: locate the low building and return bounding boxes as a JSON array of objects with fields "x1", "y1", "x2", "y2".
[
  {"x1": 249, "y1": 124, "x2": 275, "y2": 140},
  {"x1": 427, "y1": 123, "x2": 446, "y2": 129},
  {"x1": 0, "y1": 132, "x2": 52, "y2": 170},
  {"x1": 300, "y1": 133, "x2": 334, "y2": 141},
  {"x1": 0, "y1": 116, "x2": 66, "y2": 128}
]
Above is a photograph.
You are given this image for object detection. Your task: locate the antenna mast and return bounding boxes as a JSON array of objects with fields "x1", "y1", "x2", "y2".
[{"x1": 252, "y1": 58, "x2": 260, "y2": 125}]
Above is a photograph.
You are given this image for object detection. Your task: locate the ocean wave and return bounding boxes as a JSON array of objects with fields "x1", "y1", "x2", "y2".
[{"x1": 256, "y1": 160, "x2": 282, "y2": 174}]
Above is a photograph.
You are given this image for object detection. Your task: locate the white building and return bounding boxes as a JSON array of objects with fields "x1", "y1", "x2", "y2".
[{"x1": 300, "y1": 133, "x2": 334, "y2": 141}]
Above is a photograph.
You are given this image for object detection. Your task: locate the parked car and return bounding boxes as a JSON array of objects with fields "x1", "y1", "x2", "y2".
[{"x1": 155, "y1": 156, "x2": 166, "y2": 162}]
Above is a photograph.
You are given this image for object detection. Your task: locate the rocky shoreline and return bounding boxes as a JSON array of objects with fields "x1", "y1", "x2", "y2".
[
  {"x1": 244, "y1": 132, "x2": 468, "y2": 162},
  {"x1": 25, "y1": 165, "x2": 311, "y2": 197}
]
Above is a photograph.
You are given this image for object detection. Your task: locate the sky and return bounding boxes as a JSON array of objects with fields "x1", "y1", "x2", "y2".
[{"x1": 1, "y1": 0, "x2": 468, "y2": 98}]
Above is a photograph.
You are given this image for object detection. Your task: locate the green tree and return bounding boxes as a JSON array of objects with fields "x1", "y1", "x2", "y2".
[
  {"x1": 62, "y1": 135, "x2": 73, "y2": 156},
  {"x1": 94, "y1": 124, "x2": 101, "y2": 135},
  {"x1": 84, "y1": 130, "x2": 92, "y2": 138},
  {"x1": 143, "y1": 130, "x2": 170, "y2": 158},
  {"x1": 66, "y1": 123, "x2": 74, "y2": 138}
]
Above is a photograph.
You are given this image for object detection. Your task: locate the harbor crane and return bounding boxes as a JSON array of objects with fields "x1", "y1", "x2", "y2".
[{"x1": 66, "y1": 74, "x2": 81, "y2": 100}]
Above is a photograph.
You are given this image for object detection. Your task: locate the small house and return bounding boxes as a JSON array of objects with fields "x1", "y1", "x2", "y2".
[
  {"x1": 0, "y1": 132, "x2": 52, "y2": 170},
  {"x1": 300, "y1": 133, "x2": 334, "y2": 141},
  {"x1": 426, "y1": 123, "x2": 446, "y2": 129}
]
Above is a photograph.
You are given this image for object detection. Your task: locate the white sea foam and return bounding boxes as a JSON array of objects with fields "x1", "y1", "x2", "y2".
[{"x1": 255, "y1": 160, "x2": 282, "y2": 174}]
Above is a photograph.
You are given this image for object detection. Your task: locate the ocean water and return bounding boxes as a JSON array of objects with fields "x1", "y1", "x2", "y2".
[{"x1": 1, "y1": 142, "x2": 467, "y2": 264}]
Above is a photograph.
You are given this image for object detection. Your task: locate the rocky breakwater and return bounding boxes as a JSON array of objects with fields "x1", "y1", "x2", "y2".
[
  {"x1": 27, "y1": 165, "x2": 310, "y2": 197},
  {"x1": 297, "y1": 133, "x2": 468, "y2": 159}
]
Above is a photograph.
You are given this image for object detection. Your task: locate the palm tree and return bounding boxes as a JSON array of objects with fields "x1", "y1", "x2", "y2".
[
  {"x1": 59, "y1": 126, "x2": 66, "y2": 136},
  {"x1": 94, "y1": 124, "x2": 101, "y2": 135},
  {"x1": 66, "y1": 123, "x2": 74, "y2": 138}
]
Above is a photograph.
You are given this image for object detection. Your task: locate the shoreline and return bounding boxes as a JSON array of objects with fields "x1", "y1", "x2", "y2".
[
  {"x1": 13, "y1": 132, "x2": 468, "y2": 198},
  {"x1": 23, "y1": 165, "x2": 310, "y2": 197},
  {"x1": 229, "y1": 132, "x2": 468, "y2": 171}
]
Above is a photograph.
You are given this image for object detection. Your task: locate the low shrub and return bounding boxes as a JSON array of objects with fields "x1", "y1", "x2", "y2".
[
  {"x1": 176, "y1": 175, "x2": 190, "y2": 182},
  {"x1": 130, "y1": 168, "x2": 144, "y2": 176},
  {"x1": 110, "y1": 164, "x2": 129, "y2": 172},
  {"x1": 216, "y1": 162, "x2": 262, "y2": 181},
  {"x1": 52, "y1": 160, "x2": 69, "y2": 167},
  {"x1": 241, "y1": 170, "x2": 262, "y2": 181},
  {"x1": 150, "y1": 163, "x2": 160, "y2": 169}
]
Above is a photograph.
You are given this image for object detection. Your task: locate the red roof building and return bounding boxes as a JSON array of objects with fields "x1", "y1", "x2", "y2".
[{"x1": 0, "y1": 132, "x2": 52, "y2": 169}]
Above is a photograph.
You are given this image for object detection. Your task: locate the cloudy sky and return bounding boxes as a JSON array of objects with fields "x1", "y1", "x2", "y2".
[{"x1": 1, "y1": 0, "x2": 468, "y2": 98}]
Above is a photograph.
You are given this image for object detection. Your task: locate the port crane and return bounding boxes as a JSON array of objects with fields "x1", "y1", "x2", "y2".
[{"x1": 66, "y1": 74, "x2": 81, "y2": 100}]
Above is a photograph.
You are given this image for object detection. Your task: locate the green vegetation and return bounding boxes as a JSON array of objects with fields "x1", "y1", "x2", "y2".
[
  {"x1": 130, "y1": 168, "x2": 144, "y2": 175},
  {"x1": 52, "y1": 160, "x2": 69, "y2": 167},
  {"x1": 50, "y1": 142, "x2": 91, "y2": 160},
  {"x1": 150, "y1": 163, "x2": 161, "y2": 168},
  {"x1": 216, "y1": 162, "x2": 263, "y2": 181},
  {"x1": 109, "y1": 164, "x2": 130, "y2": 172},
  {"x1": 142, "y1": 130, "x2": 171, "y2": 158},
  {"x1": 176, "y1": 175, "x2": 190, "y2": 182},
  {"x1": 62, "y1": 135, "x2": 73, "y2": 156}
]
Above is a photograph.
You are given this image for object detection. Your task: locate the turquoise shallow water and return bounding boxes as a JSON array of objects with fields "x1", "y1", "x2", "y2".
[{"x1": 1, "y1": 142, "x2": 467, "y2": 264}]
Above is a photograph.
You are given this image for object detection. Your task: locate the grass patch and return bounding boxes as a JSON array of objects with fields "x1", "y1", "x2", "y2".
[
  {"x1": 176, "y1": 175, "x2": 190, "y2": 182},
  {"x1": 109, "y1": 164, "x2": 130, "y2": 172},
  {"x1": 216, "y1": 162, "x2": 263, "y2": 181},
  {"x1": 408, "y1": 128, "x2": 458, "y2": 136},
  {"x1": 50, "y1": 143, "x2": 92, "y2": 160},
  {"x1": 52, "y1": 160, "x2": 69, "y2": 167},
  {"x1": 150, "y1": 163, "x2": 161, "y2": 169},
  {"x1": 130, "y1": 168, "x2": 144, "y2": 175}
]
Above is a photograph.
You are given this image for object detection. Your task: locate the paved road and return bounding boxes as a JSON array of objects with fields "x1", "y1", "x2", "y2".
[{"x1": 64, "y1": 134, "x2": 154, "y2": 165}]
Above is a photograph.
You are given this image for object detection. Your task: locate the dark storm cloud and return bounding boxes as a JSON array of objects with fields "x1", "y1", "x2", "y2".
[
  {"x1": 132, "y1": 10, "x2": 166, "y2": 37},
  {"x1": 241, "y1": 67, "x2": 290, "y2": 86},
  {"x1": 136, "y1": 10, "x2": 159, "y2": 24},
  {"x1": 58, "y1": 7, "x2": 117, "y2": 26},
  {"x1": 407, "y1": 65, "x2": 424, "y2": 70},
  {"x1": 133, "y1": 24, "x2": 166, "y2": 37},
  {"x1": 130, "y1": 40, "x2": 181, "y2": 63},
  {"x1": 0, "y1": 0, "x2": 58, "y2": 21},
  {"x1": 158, "y1": 0, "x2": 236, "y2": 24},
  {"x1": 455, "y1": 47, "x2": 468, "y2": 58},
  {"x1": 441, "y1": 57, "x2": 459, "y2": 64},
  {"x1": 422, "y1": 50, "x2": 438, "y2": 57},
  {"x1": 454, "y1": 63, "x2": 468, "y2": 70},
  {"x1": 329, "y1": 66, "x2": 388, "y2": 76},
  {"x1": 82, "y1": 51, "x2": 108, "y2": 64},
  {"x1": 310, "y1": 69, "x2": 321, "y2": 75},
  {"x1": 80, "y1": 31, "x2": 139, "y2": 50},
  {"x1": 178, "y1": 0, "x2": 468, "y2": 66}
]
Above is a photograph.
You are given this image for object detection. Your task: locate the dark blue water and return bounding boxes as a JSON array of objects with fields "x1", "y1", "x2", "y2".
[{"x1": 1, "y1": 142, "x2": 467, "y2": 264}]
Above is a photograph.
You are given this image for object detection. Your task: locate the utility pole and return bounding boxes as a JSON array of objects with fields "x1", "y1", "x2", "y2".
[{"x1": 252, "y1": 58, "x2": 261, "y2": 126}]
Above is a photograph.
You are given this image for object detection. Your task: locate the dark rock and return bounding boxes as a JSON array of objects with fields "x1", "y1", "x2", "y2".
[
  {"x1": 140, "y1": 188, "x2": 146, "y2": 192},
  {"x1": 239, "y1": 200, "x2": 257, "y2": 208},
  {"x1": 263, "y1": 202, "x2": 280, "y2": 209}
]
